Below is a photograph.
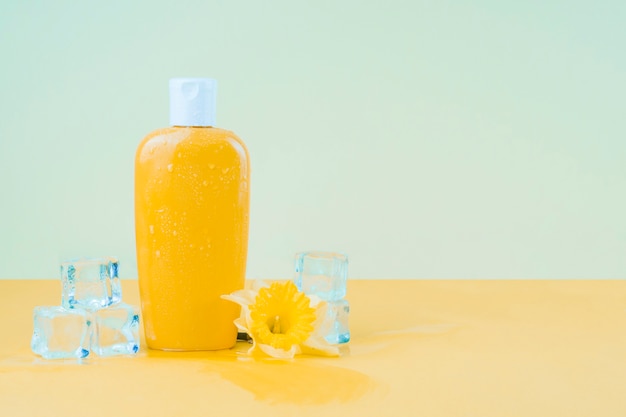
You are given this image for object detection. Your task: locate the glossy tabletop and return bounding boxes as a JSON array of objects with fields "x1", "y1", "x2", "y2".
[{"x1": 1, "y1": 280, "x2": 625, "y2": 416}]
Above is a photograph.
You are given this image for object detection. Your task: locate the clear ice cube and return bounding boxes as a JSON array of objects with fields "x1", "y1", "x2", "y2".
[
  {"x1": 323, "y1": 299, "x2": 350, "y2": 344},
  {"x1": 92, "y1": 302, "x2": 140, "y2": 356},
  {"x1": 61, "y1": 257, "x2": 122, "y2": 310},
  {"x1": 31, "y1": 306, "x2": 92, "y2": 359},
  {"x1": 294, "y1": 251, "x2": 348, "y2": 301}
]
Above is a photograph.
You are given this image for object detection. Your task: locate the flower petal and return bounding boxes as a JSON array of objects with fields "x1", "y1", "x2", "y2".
[
  {"x1": 311, "y1": 299, "x2": 334, "y2": 335},
  {"x1": 247, "y1": 279, "x2": 270, "y2": 292},
  {"x1": 307, "y1": 294, "x2": 324, "y2": 309},
  {"x1": 221, "y1": 290, "x2": 256, "y2": 308},
  {"x1": 257, "y1": 342, "x2": 299, "y2": 359},
  {"x1": 233, "y1": 317, "x2": 250, "y2": 334}
]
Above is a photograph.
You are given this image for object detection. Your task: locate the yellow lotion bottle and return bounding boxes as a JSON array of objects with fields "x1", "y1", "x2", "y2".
[{"x1": 135, "y1": 78, "x2": 250, "y2": 350}]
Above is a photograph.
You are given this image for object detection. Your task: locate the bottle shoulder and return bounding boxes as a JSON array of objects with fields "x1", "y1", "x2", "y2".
[
  {"x1": 136, "y1": 127, "x2": 248, "y2": 164},
  {"x1": 140, "y1": 126, "x2": 242, "y2": 142}
]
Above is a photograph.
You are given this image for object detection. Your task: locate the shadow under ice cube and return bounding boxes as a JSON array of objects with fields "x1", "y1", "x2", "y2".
[
  {"x1": 92, "y1": 302, "x2": 140, "y2": 356},
  {"x1": 31, "y1": 306, "x2": 92, "y2": 359}
]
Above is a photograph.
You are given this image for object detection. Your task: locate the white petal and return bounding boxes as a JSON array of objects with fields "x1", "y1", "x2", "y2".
[
  {"x1": 221, "y1": 289, "x2": 257, "y2": 307},
  {"x1": 247, "y1": 279, "x2": 270, "y2": 292},
  {"x1": 233, "y1": 317, "x2": 250, "y2": 334},
  {"x1": 311, "y1": 300, "x2": 334, "y2": 335},
  {"x1": 308, "y1": 294, "x2": 324, "y2": 309},
  {"x1": 257, "y1": 343, "x2": 298, "y2": 359}
]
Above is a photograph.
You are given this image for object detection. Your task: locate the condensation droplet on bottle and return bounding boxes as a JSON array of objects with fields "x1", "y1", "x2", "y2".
[
  {"x1": 167, "y1": 164, "x2": 174, "y2": 172},
  {"x1": 202, "y1": 180, "x2": 208, "y2": 186},
  {"x1": 155, "y1": 250, "x2": 161, "y2": 258},
  {"x1": 149, "y1": 225, "x2": 154, "y2": 234},
  {"x1": 222, "y1": 167, "x2": 230, "y2": 174},
  {"x1": 189, "y1": 244, "x2": 194, "y2": 248},
  {"x1": 208, "y1": 164, "x2": 215, "y2": 169},
  {"x1": 172, "y1": 230, "x2": 177, "y2": 236}
]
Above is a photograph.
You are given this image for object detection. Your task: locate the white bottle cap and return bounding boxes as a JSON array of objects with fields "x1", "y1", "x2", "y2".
[{"x1": 169, "y1": 78, "x2": 217, "y2": 127}]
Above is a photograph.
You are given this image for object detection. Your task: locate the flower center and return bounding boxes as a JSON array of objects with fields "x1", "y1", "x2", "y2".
[
  {"x1": 270, "y1": 315, "x2": 285, "y2": 334},
  {"x1": 248, "y1": 281, "x2": 317, "y2": 351}
]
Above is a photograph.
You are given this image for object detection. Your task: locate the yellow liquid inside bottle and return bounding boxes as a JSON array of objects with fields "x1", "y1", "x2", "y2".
[{"x1": 135, "y1": 126, "x2": 249, "y2": 350}]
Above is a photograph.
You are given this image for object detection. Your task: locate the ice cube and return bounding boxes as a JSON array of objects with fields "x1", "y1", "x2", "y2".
[
  {"x1": 294, "y1": 251, "x2": 348, "y2": 301},
  {"x1": 61, "y1": 257, "x2": 122, "y2": 310},
  {"x1": 323, "y1": 299, "x2": 350, "y2": 344},
  {"x1": 92, "y1": 302, "x2": 140, "y2": 356},
  {"x1": 31, "y1": 306, "x2": 93, "y2": 359}
]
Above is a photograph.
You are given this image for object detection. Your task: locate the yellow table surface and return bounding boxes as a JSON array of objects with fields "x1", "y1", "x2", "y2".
[{"x1": 1, "y1": 279, "x2": 625, "y2": 416}]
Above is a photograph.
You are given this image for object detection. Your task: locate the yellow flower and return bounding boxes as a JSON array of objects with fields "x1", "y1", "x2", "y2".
[
  {"x1": 222, "y1": 281, "x2": 340, "y2": 359},
  {"x1": 249, "y1": 282, "x2": 316, "y2": 351}
]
